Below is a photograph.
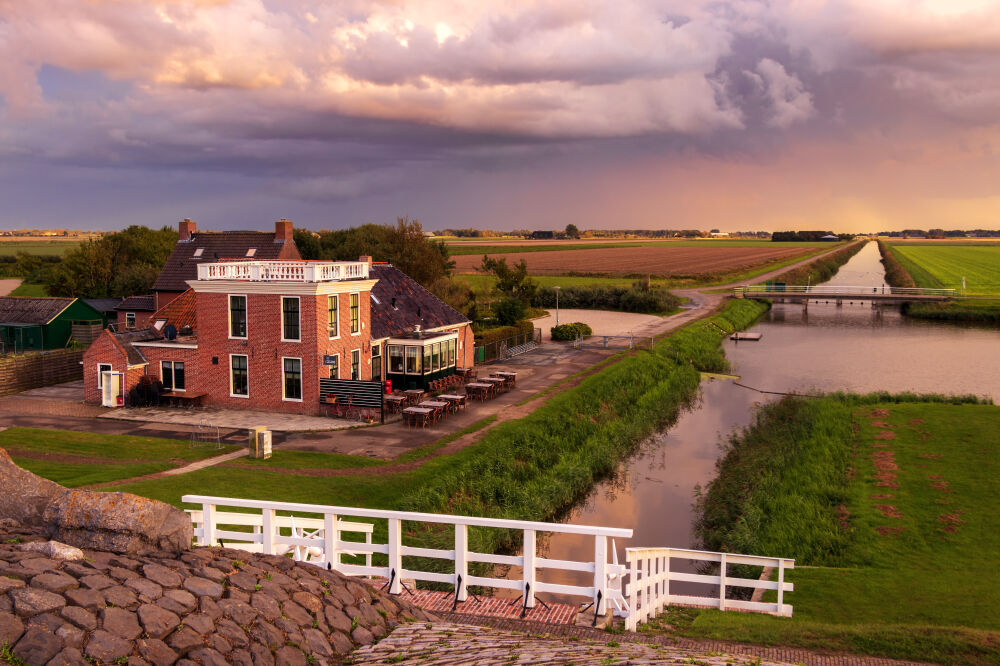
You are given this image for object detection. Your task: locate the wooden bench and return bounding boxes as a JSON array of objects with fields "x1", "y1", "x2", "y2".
[{"x1": 160, "y1": 391, "x2": 207, "y2": 408}]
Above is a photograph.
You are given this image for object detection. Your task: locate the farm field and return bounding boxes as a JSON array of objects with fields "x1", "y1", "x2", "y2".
[
  {"x1": 888, "y1": 243, "x2": 1000, "y2": 295},
  {"x1": 0, "y1": 239, "x2": 82, "y2": 256},
  {"x1": 452, "y1": 244, "x2": 824, "y2": 280},
  {"x1": 446, "y1": 238, "x2": 823, "y2": 255}
]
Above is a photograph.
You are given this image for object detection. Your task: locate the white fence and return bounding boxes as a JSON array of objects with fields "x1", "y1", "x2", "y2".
[
  {"x1": 572, "y1": 335, "x2": 654, "y2": 350},
  {"x1": 196, "y1": 261, "x2": 369, "y2": 283},
  {"x1": 625, "y1": 547, "x2": 794, "y2": 631},
  {"x1": 735, "y1": 285, "x2": 955, "y2": 297},
  {"x1": 182, "y1": 495, "x2": 632, "y2": 616}
]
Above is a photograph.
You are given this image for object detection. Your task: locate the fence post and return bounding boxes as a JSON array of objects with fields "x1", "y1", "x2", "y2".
[
  {"x1": 718, "y1": 552, "x2": 727, "y2": 611},
  {"x1": 388, "y1": 518, "x2": 402, "y2": 594},
  {"x1": 324, "y1": 513, "x2": 338, "y2": 572},
  {"x1": 777, "y1": 559, "x2": 785, "y2": 616},
  {"x1": 663, "y1": 548, "x2": 671, "y2": 613},
  {"x1": 455, "y1": 524, "x2": 468, "y2": 602},
  {"x1": 594, "y1": 535, "x2": 607, "y2": 615},
  {"x1": 200, "y1": 503, "x2": 216, "y2": 547},
  {"x1": 627, "y1": 551, "x2": 637, "y2": 631},
  {"x1": 523, "y1": 530, "x2": 536, "y2": 608},
  {"x1": 261, "y1": 508, "x2": 276, "y2": 555}
]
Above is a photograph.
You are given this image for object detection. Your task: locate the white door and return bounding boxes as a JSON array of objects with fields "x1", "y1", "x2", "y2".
[{"x1": 101, "y1": 371, "x2": 121, "y2": 407}]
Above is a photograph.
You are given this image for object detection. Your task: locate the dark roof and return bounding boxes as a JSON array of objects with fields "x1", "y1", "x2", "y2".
[
  {"x1": 153, "y1": 231, "x2": 301, "y2": 292},
  {"x1": 84, "y1": 298, "x2": 121, "y2": 315},
  {"x1": 116, "y1": 295, "x2": 156, "y2": 311},
  {"x1": 369, "y1": 264, "x2": 469, "y2": 340},
  {"x1": 0, "y1": 297, "x2": 76, "y2": 325},
  {"x1": 111, "y1": 329, "x2": 159, "y2": 366},
  {"x1": 150, "y1": 289, "x2": 197, "y2": 333}
]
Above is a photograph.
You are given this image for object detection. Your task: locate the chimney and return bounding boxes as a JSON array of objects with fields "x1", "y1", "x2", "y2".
[
  {"x1": 178, "y1": 219, "x2": 196, "y2": 241},
  {"x1": 359, "y1": 255, "x2": 373, "y2": 266},
  {"x1": 275, "y1": 219, "x2": 293, "y2": 244}
]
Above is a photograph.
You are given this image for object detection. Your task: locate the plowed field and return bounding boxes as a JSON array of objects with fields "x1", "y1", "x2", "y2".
[{"x1": 453, "y1": 245, "x2": 814, "y2": 277}]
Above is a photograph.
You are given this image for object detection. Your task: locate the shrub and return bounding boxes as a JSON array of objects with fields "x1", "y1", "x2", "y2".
[
  {"x1": 550, "y1": 322, "x2": 592, "y2": 341},
  {"x1": 533, "y1": 283, "x2": 681, "y2": 314},
  {"x1": 473, "y1": 320, "x2": 534, "y2": 345},
  {"x1": 494, "y1": 296, "x2": 526, "y2": 326}
]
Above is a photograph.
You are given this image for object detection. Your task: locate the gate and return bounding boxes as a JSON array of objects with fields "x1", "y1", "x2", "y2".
[{"x1": 319, "y1": 378, "x2": 384, "y2": 423}]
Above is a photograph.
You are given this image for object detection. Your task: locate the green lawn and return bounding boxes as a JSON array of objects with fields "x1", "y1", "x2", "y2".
[
  {"x1": 9, "y1": 282, "x2": 48, "y2": 296},
  {"x1": 668, "y1": 398, "x2": 1000, "y2": 665},
  {"x1": 0, "y1": 427, "x2": 239, "y2": 488},
  {"x1": 0, "y1": 240, "x2": 81, "y2": 256},
  {"x1": 889, "y1": 244, "x2": 1000, "y2": 295}
]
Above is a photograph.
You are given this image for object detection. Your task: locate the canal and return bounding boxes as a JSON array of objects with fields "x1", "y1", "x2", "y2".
[{"x1": 507, "y1": 241, "x2": 1000, "y2": 602}]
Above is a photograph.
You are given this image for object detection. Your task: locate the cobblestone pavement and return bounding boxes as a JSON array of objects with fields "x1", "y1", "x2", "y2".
[{"x1": 349, "y1": 622, "x2": 793, "y2": 665}]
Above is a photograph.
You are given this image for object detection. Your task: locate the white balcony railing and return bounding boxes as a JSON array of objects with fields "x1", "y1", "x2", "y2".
[{"x1": 196, "y1": 261, "x2": 369, "y2": 282}]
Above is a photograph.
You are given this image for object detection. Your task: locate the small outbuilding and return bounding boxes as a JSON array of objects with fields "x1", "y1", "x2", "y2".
[{"x1": 0, "y1": 297, "x2": 105, "y2": 352}]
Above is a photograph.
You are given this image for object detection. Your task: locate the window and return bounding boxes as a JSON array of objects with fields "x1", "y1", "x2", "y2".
[
  {"x1": 153, "y1": 319, "x2": 166, "y2": 331},
  {"x1": 327, "y1": 295, "x2": 338, "y2": 338},
  {"x1": 231, "y1": 355, "x2": 248, "y2": 397},
  {"x1": 448, "y1": 339, "x2": 456, "y2": 366},
  {"x1": 431, "y1": 343, "x2": 440, "y2": 372},
  {"x1": 283, "y1": 357, "x2": 302, "y2": 400},
  {"x1": 422, "y1": 345, "x2": 431, "y2": 374},
  {"x1": 245, "y1": 248, "x2": 257, "y2": 257},
  {"x1": 350, "y1": 293, "x2": 360, "y2": 334},
  {"x1": 161, "y1": 361, "x2": 185, "y2": 391},
  {"x1": 229, "y1": 295, "x2": 247, "y2": 338},
  {"x1": 351, "y1": 349, "x2": 360, "y2": 380},
  {"x1": 282, "y1": 297, "x2": 300, "y2": 341},
  {"x1": 193, "y1": 248, "x2": 204, "y2": 257},
  {"x1": 389, "y1": 345, "x2": 403, "y2": 373},
  {"x1": 97, "y1": 363, "x2": 112, "y2": 389},
  {"x1": 372, "y1": 345, "x2": 382, "y2": 382},
  {"x1": 327, "y1": 354, "x2": 339, "y2": 379},
  {"x1": 405, "y1": 346, "x2": 420, "y2": 374},
  {"x1": 125, "y1": 312, "x2": 136, "y2": 329}
]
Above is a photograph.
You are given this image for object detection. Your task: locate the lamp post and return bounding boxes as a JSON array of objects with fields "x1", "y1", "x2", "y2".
[{"x1": 554, "y1": 286, "x2": 561, "y2": 327}]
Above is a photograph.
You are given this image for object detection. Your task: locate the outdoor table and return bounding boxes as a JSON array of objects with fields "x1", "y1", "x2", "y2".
[
  {"x1": 403, "y1": 389, "x2": 425, "y2": 406},
  {"x1": 161, "y1": 391, "x2": 207, "y2": 408},
  {"x1": 438, "y1": 394, "x2": 467, "y2": 412},
  {"x1": 481, "y1": 377, "x2": 506, "y2": 394},
  {"x1": 402, "y1": 407, "x2": 433, "y2": 428},
  {"x1": 465, "y1": 382, "x2": 492, "y2": 401},
  {"x1": 493, "y1": 371, "x2": 517, "y2": 388},
  {"x1": 419, "y1": 401, "x2": 449, "y2": 422},
  {"x1": 384, "y1": 394, "x2": 408, "y2": 414}
]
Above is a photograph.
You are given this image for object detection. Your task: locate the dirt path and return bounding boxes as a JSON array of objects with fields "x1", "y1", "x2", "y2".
[
  {"x1": 82, "y1": 448, "x2": 248, "y2": 489},
  {"x1": 0, "y1": 278, "x2": 22, "y2": 296}
]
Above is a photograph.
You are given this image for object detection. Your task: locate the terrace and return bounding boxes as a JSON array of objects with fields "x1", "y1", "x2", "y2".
[{"x1": 195, "y1": 260, "x2": 370, "y2": 282}]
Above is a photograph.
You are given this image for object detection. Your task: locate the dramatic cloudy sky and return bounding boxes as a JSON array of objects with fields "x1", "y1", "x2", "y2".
[{"x1": 1, "y1": 0, "x2": 998, "y2": 232}]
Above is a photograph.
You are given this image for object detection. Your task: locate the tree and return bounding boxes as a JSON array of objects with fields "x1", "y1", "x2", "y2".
[
  {"x1": 293, "y1": 229, "x2": 322, "y2": 260},
  {"x1": 565, "y1": 223, "x2": 580, "y2": 239},
  {"x1": 494, "y1": 297, "x2": 526, "y2": 326},
  {"x1": 478, "y1": 255, "x2": 537, "y2": 304}
]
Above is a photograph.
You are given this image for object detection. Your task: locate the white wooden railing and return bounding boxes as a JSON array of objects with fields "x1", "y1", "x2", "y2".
[
  {"x1": 625, "y1": 547, "x2": 794, "y2": 630},
  {"x1": 196, "y1": 261, "x2": 369, "y2": 282},
  {"x1": 735, "y1": 285, "x2": 955, "y2": 297},
  {"x1": 182, "y1": 496, "x2": 632, "y2": 615}
]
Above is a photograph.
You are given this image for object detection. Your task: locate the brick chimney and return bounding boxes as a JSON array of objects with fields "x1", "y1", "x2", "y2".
[
  {"x1": 359, "y1": 255, "x2": 373, "y2": 266},
  {"x1": 178, "y1": 219, "x2": 196, "y2": 241},
  {"x1": 275, "y1": 219, "x2": 294, "y2": 244}
]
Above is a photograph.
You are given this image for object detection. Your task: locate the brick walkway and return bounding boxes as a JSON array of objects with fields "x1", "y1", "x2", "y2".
[{"x1": 435, "y1": 613, "x2": 931, "y2": 666}]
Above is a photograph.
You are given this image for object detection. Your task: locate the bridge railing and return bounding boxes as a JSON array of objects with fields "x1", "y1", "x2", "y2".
[
  {"x1": 734, "y1": 285, "x2": 956, "y2": 297},
  {"x1": 625, "y1": 547, "x2": 794, "y2": 631},
  {"x1": 182, "y1": 495, "x2": 632, "y2": 615}
]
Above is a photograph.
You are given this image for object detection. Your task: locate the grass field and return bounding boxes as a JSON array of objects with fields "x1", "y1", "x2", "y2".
[
  {"x1": 9, "y1": 282, "x2": 48, "y2": 296},
  {"x1": 0, "y1": 239, "x2": 81, "y2": 256},
  {"x1": 671, "y1": 396, "x2": 1000, "y2": 665},
  {"x1": 0, "y1": 427, "x2": 239, "y2": 487},
  {"x1": 888, "y1": 244, "x2": 1000, "y2": 295}
]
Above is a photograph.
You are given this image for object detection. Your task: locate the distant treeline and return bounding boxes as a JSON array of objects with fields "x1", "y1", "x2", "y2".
[
  {"x1": 771, "y1": 230, "x2": 853, "y2": 242},
  {"x1": 878, "y1": 229, "x2": 1000, "y2": 238}
]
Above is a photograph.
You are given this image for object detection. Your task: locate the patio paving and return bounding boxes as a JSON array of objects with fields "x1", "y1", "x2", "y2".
[{"x1": 99, "y1": 405, "x2": 364, "y2": 432}]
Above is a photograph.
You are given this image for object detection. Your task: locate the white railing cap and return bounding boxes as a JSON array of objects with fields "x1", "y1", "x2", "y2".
[
  {"x1": 181, "y1": 495, "x2": 633, "y2": 538},
  {"x1": 195, "y1": 260, "x2": 370, "y2": 283}
]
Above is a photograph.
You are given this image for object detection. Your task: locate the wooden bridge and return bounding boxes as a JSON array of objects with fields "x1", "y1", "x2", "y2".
[{"x1": 734, "y1": 285, "x2": 956, "y2": 305}]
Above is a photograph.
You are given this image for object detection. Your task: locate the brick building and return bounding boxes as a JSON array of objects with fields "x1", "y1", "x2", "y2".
[{"x1": 83, "y1": 222, "x2": 474, "y2": 414}]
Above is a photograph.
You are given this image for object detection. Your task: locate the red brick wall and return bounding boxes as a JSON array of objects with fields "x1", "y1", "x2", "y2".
[
  {"x1": 141, "y1": 346, "x2": 200, "y2": 393},
  {"x1": 116, "y1": 310, "x2": 154, "y2": 331},
  {"x1": 154, "y1": 291, "x2": 184, "y2": 311},
  {"x1": 82, "y1": 332, "x2": 133, "y2": 404},
  {"x1": 193, "y1": 288, "x2": 371, "y2": 415}
]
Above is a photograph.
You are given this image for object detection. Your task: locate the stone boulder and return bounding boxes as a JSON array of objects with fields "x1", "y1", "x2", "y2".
[
  {"x1": 43, "y1": 490, "x2": 193, "y2": 555},
  {"x1": 0, "y1": 447, "x2": 64, "y2": 525}
]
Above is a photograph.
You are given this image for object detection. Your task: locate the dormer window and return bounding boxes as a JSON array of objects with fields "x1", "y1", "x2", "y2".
[
  {"x1": 246, "y1": 248, "x2": 257, "y2": 257},
  {"x1": 153, "y1": 319, "x2": 166, "y2": 331},
  {"x1": 193, "y1": 248, "x2": 204, "y2": 257}
]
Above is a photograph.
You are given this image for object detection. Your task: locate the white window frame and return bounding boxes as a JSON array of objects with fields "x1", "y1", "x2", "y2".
[
  {"x1": 281, "y1": 296, "x2": 301, "y2": 342},
  {"x1": 97, "y1": 363, "x2": 112, "y2": 389},
  {"x1": 349, "y1": 292, "x2": 360, "y2": 335},
  {"x1": 328, "y1": 294, "x2": 340, "y2": 340},
  {"x1": 350, "y1": 348, "x2": 361, "y2": 380},
  {"x1": 282, "y1": 356, "x2": 303, "y2": 402},
  {"x1": 160, "y1": 360, "x2": 186, "y2": 392},
  {"x1": 229, "y1": 354, "x2": 249, "y2": 398},
  {"x1": 327, "y1": 353, "x2": 339, "y2": 379},
  {"x1": 125, "y1": 312, "x2": 136, "y2": 329},
  {"x1": 228, "y1": 294, "x2": 248, "y2": 340}
]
